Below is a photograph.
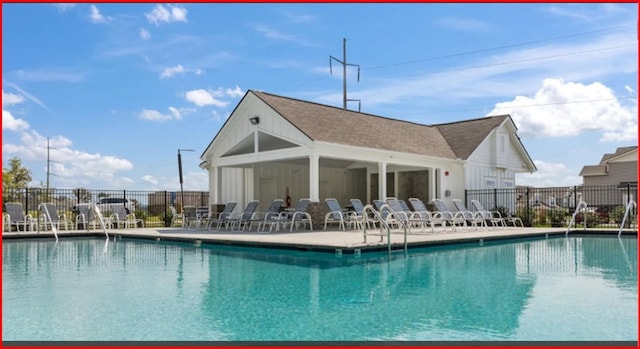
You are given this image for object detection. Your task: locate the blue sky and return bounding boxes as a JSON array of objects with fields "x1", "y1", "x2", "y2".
[{"x1": 2, "y1": 3, "x2": 637, "y2": 192}]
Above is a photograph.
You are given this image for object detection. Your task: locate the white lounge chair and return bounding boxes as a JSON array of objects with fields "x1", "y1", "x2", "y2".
[{"x1": 4, "y1": 202, "x2": 36, "y2": 232}]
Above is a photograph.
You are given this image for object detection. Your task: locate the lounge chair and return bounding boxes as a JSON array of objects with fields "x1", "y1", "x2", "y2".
[
  {"x1": 37, "y1": 203, "x2": 71, "y2": 231},
  {"x1": 452, "y1": 199, "x2": 487, "y2": 230},
  {"x1": 349, "y1": 198, "x2": 370, "y2": 229},
  {"x1": 169, "y1": 205, "x2": 183, "y2": 227},
  {"x1": 110, "y1": 205, "x2": 143, "y2": 229},
  {"x1": 206, "y1": 201, "x2": 238, "y2": 230},
  {"x1": 408, "y1": 198, "x2": 445, "y2": 231},
  {"x1": 388, "y1": 198, "x2": 437, "y2": 234},
  {"x1": 225, "y1": 200, "x2": 260, "y2": 231},
  {"x1": 277, "y1": 198, "x2": 313, "y2": 232},
  {"x1": 4, "y1": 202, "x2": 37, "y2": 232},
  {"x1": 324, "y1": 198, "x2": 350, "y2": 230},
  {"x1": 75, "y1": 203, "x2": 104, "y2": 230},
  {"x1": 432, "y1": 198, "x2": 466, "y2": 231},
  {"x1": 471, "y1": 199, "x2": 524, "y2": 227},
  {"x1": 253, "y1": 199, "x2": 284, "y2": 232}
]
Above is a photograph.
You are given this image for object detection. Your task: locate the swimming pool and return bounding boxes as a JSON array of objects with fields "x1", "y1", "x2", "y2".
[{"x1": 2, "y1": 235, "x2": 637, "y2": 342}]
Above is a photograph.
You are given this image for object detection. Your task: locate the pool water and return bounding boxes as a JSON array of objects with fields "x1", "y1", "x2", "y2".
[{"x1": 2, "y1": 235, "x2": 637, "y2": 341}]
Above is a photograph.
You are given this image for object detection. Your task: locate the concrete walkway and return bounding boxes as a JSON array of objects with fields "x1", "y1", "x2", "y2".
[{"x1": 3, "y1": 225, "x2": 635, "y2": 254}]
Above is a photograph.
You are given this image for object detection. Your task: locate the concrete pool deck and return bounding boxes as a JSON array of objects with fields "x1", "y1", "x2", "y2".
[{"x1": 3, "y1": 225, "x2": 637, "y2": 254}]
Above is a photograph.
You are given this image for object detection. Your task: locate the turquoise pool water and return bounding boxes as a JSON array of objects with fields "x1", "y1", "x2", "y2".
[{"x1": 2, "y1": 235, "x2": 637, "y2": 341}]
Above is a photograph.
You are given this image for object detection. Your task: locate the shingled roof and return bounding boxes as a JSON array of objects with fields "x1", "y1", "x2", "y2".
[
  {"x1": 252, "y1": 90, "x2": 508, "y2": 160},
  {"x1": 600, "y1": 146, "x2": 638, "y2": 163},
  {"x1": 435, "y1": 115, "x2": 511, "y2": 159}
]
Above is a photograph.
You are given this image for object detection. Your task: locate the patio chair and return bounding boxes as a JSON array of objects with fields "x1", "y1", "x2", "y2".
[
  {"x1": 452, "y1": 199, "x2": 487, "y2": 230},
  {"x1": 470, "y1": 200, "x2": 510, "y2": 228},
  {"x1": 323, "y1": 198, "x2": 353, "y2": 230},
  {"x1": 373, "y1": 199, "x2": 401, "y2": 230},
  {"x1": 349, "y1": 198, "x2": 370, "y2": 229},
  {"x1": 38, "y1": 203, "x2": 72, "y2": 231},
  {"x1": 224, "y1": 200, "x2": 260, "y2": 231},
  {"x1": 252, "y1": 199, "x2": 284, "y2": 232},
  {"x1": 206, "y1": 201, "x2": 237, "y2": 230},
  {"x1": 110, "y1": 205, "x2": 143, "y2": 229},
  {"x1": 4, "y1": 202, "x2": 37, "y2": 232},
  {"x1": 408, "y1": 198, "x2": 445, "y2": 231},
  {"x1": 387, "y1": 198, "x2": 436, "y2": 234},
  {"x1": 169, "y1": 205, "x2": 183, "y2": 227},
  {"x1": 75, "y1": 203, "x2": 103, "y2": 230},
  {"x1": 432, "y1": 198, "x2": 466, "y2": 231},
  {"x1": 277, "y1": 198, "x2": 313, "y2": 232}
]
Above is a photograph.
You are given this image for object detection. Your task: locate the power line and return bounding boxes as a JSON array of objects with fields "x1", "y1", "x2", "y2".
[
  {"x1": 294, "y1": 24, "x2": 633, "y2": 88},
  {"x1": 364, "y1": 25, "x2": 632, "y2": 72}
]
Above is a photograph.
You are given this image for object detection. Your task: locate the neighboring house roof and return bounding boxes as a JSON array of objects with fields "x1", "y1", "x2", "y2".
[
  {"x1": 580, "y1": 146, "x2": 638, "y2": 177},
  {"x1": 579, "y1": 165, "x2": 608, "y2": 177},
  {"x1": 600, "y1": 146, "x2": 638, "y2": 163},
  {"x1": 252, "y1": 90, "x2": 517, "y2": 161}
]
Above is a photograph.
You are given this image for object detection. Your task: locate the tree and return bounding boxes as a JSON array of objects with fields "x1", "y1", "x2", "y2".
[
  {"x1": 74, "y1": 188, "x2": 93, "y2": 203},
  {"x1": 3, "y1": 157, "x2": 32, "y2": 189},
  {"x1": 2, "y1": 157, "x2": 32, "y2": 203}
]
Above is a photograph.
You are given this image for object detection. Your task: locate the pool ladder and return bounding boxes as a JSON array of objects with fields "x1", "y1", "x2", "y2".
[
  {"x1": 362, "y1": 204, "x2": 407, "y2": 254},
  {"x1": 566, "y1": 200, "x2": 588, "y2": 236},
  {"x1": 618, "y1": 200, "x2": 637, "y2": 237}
]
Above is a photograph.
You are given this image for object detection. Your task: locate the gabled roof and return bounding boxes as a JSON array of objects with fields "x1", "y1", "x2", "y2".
[
  {"x1": 252, "y1": 90, "x2": 513, "y2": 161},
  {"x1": 435, "y1": 115, "x2": 510, "y2": 159},
  {"x1": 600, "y1": 146, "x2": 638, "y2": 163},
  {"x1": 252, "y1": 91, "x2": 456, "y2": 159},
  {"x1": 579, "y1": 164, "x2": 608, "y2": 177}
]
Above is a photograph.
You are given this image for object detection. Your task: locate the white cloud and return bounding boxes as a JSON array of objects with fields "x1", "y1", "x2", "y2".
[
  {"x1": 487, "y1": 78, "x2": 637, "y2": 142},
  {"x1": 160, "y1": 65, "x2": 185, "y2": 79},
  {"x1": 2, "y1": 90, "x2": 25, "y2": 106},
  {"x1": 145, "y1": 5, "x2": 188, "y2": 25},
  {"x1": 226, "y1": 86, "x2": 244, "y2": 98},
  {"x1": 2, "y1": 110, "x2": 30, "y2": 131},
  {"x1": 140, "y1": 28, "x2": 151, "y2": 40},
  {"x1": 516, "y1": 160, "x2": 583, "y2": 187},
  {"x1": 184, "y1": 89, "x2": 228, "y2": 107},
  {"x1": 138, "y1": 107, "x2": 182, "y2": 121},
  {"x1": 53, "y1": 4, "x2": 76, "y2": 12},
  {"x1": 2, "y1": 129, "x2": 134, "y2": 188},
  {"x1": 89, "y1": 5, "x2": 112, "y2": 24},
  {"x1": 433, "y1": 16, "x2": 491, "y2": 32},
  {"x1": 141, "y1": 175, "x2": 159, "y2": 186}
]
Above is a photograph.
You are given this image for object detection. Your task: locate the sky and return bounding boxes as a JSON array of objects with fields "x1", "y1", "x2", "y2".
[{"x1": 2, "y1": 3, "x2": 638, "y2": 193}]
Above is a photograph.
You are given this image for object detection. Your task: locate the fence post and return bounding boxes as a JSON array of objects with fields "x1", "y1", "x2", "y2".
[
  {"x1": 525, "y1": 187, "x2": 530, "y2": 227},
  {"x1": 164, "y1": 190, "x2": 168, "y2": 227},
  {"x1": 25, "y1": 187, "x2": 29, "y2": 213},
  {"x1": 493, "y1": 188, "x2": 498, "y2": 209}
]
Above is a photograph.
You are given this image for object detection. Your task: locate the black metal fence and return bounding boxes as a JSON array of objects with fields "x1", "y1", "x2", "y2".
[
  {"x1": 465, "y1": 184, "x2": 637, "y2": 228},
  {"x1": 3, "y1": 184, "x2": 637, "y2": 230},
  {"x1": 2, "y1": 188, "x2": 209, "y2": 228}
]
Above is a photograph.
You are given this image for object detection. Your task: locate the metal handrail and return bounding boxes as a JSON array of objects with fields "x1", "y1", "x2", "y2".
[
  {"x1": 90, "y1": 203, "x2": 110, "y2": 239},
  {"x1": 566, "y1": 200, "x2": 588, "y2": 236},
  {"x1": 37, "y1": 203, "x2": 58, "y2": 242},
  {"x1": 362, "y1": 204, "x2": 408, "y2": 254},
  {"x1": 618, "y1": 200, "x2": 637, "y2": 237}
]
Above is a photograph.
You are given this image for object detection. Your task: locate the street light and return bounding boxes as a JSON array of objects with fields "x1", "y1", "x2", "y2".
[{"x1": 178, "y1": 148, "x2": 195, "y2": 213}]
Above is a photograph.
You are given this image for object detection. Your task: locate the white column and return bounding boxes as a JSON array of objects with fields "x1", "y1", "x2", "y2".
[
  {"x1": 309, "y1": 154, "x2": 320, "y2": 202},
  {"x1": 429, "y1": 167, "x2": 436, "y2": 201},
  {"x1": 209, "y1": 166, "x2": 219, "y2": 206},
  {"x1": 378, "y1": 162, "x2": 387, "y2": 200}
]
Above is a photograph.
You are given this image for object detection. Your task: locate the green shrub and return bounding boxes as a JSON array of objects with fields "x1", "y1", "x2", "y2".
[{"x1": 547, "y1": 209, "x2": 568, "y2": 227}]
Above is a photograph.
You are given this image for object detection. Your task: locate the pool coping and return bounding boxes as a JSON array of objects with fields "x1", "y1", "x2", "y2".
[{"x1": 2, "y1": 226, "x2": 637, "y2": 254}]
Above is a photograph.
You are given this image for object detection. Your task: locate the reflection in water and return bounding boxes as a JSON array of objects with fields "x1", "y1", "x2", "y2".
[{"x1": 2, "y1": 236, "x2": 637, "y2": 341}]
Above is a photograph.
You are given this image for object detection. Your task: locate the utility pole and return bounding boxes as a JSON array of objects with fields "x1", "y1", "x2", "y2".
[
  {"x1": 177, "y1": 148, "x2": 195, "y2": 214},
  {"x1": 330, "y1": 38, "x2": 361, "y2": 110},
  {"x1": 46, "y1": 137, "x2": 58, "y2": 191}
]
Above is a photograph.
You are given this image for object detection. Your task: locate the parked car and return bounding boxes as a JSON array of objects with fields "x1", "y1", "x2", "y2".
[{"x1": 72, "y1": 198, "x2": 135, "y2": 215}]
